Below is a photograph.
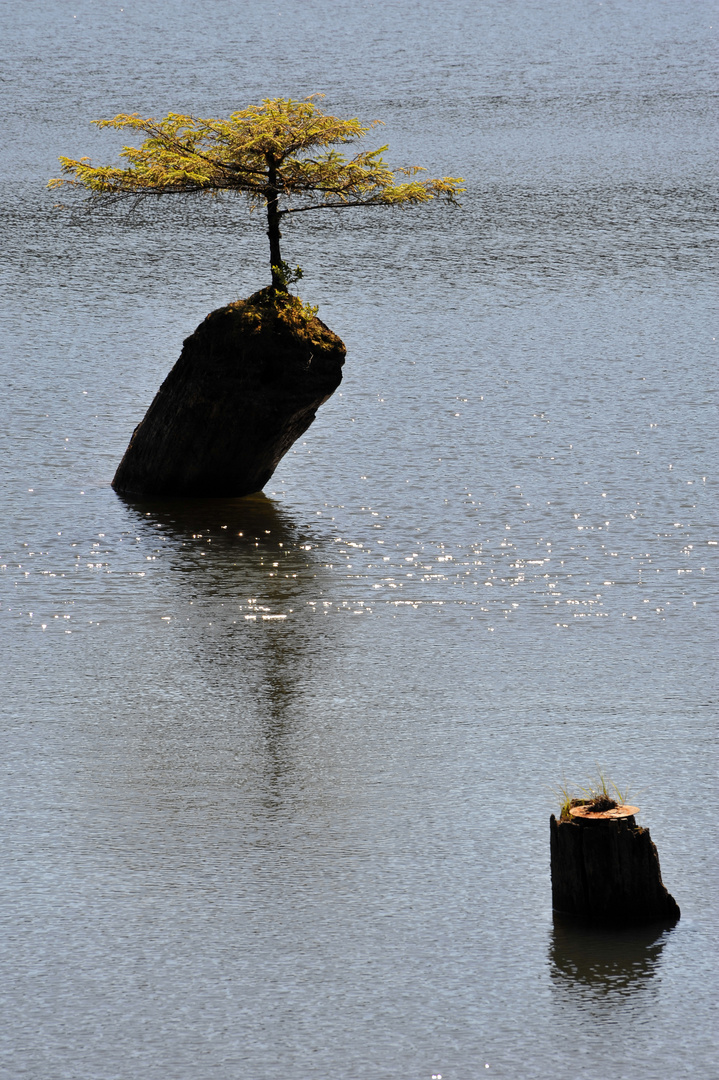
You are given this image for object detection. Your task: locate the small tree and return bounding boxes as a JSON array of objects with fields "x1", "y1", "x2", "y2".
[{"x1": 50, "y1": 96, "x2": 463, "y2": 293}]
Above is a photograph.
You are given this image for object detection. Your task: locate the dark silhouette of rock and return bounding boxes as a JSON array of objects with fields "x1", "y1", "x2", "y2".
[
  {"x1": 550, "y1": 813, "x2": 680, "y2": 923},
  {"x1": 112, "y1": 290, "x2": 345, "y2": 497}
]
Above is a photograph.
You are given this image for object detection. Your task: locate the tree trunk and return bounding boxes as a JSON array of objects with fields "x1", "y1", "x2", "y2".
[{"x1": 266, "y1": 154, "x2": 283, "y2": 291}]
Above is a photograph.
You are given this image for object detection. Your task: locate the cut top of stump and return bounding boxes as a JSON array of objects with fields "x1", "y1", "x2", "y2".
[{"x1": 569, "y1": 804, "x2": 640, "y2": 822}]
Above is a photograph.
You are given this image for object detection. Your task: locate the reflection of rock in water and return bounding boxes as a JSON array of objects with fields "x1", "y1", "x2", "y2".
[
  {"x1": 549, "y1": 912, "x2": 673, "y2": 1003},
  {"x1": 117, "y1": 492, "x2": 333, "y2": 805}
]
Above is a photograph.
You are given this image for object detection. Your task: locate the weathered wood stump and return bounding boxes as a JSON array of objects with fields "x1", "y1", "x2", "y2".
[
  {"x1": 550, "y1": 808, "x2": 680, "y2": 923},
  {"x1": 112, "y1": 290, "x2": 345, "y2": 498}
]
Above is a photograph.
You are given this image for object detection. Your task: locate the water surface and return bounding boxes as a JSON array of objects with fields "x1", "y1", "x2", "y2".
[{"x1": 1, "y1": 1, "x2": 717, "y2": 1077}]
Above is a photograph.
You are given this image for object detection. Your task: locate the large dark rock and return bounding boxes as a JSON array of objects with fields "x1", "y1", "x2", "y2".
[
  {"x1": 550, "y1": 813, "x2": 680, "y2": 923},
  {"x1": 112, "y1": 290, "x2": 345, "y2": 497}
]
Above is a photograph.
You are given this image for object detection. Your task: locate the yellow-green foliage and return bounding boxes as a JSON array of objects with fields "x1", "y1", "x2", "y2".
[
  {"x1": 49, "y1": 96, "x2": 463, "y2": 211},
  {"x1": 221, "y1": 289, "x2": 328, "y2": 347}
]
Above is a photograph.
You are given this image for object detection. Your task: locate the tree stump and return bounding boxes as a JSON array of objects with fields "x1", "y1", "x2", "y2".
[
  {"x1": 550, "y1": 809, "x2": 680, "y2": 923},
  {"x1": 112, "y1": 291, "x2": 345, "y2": 498}
]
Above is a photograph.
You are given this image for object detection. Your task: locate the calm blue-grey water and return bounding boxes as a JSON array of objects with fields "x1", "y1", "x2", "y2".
[{"x1": 1, "y1": 1, "x2": 717, "y2": 1077}]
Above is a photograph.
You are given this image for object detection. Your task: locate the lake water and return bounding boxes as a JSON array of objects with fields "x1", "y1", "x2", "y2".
[{"x1": 1, "y1": 1, "x2": 717, "y2": 1077}]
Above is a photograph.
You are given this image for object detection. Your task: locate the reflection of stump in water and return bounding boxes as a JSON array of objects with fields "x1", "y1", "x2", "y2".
[
  {"x1": 117, "y1": 491, "x2": 318, "y2": 597},
  {"x1": 118, "y1": 491, "x2": 305, "y2": 547},
  {"x1": 549, "y1": 912, "x2": 672, "y2": 999},
  {"x1": 117, "y1": 492, "x2": 330, "y2": 805},
  {"x1": 550, "y1": 811, "x2": 680, "y2": 923}
]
